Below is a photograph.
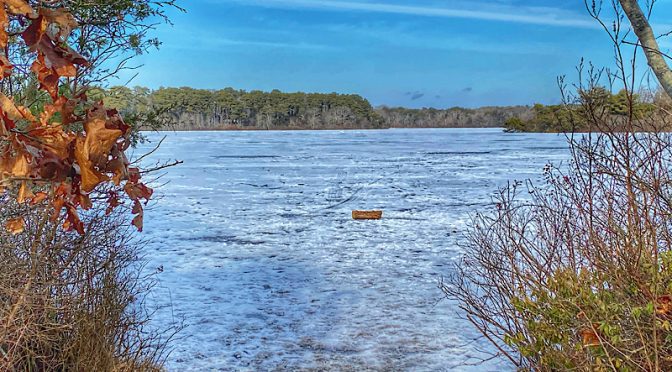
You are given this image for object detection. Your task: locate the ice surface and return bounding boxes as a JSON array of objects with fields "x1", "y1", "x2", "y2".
[{"x1": 134, "y1": 128, "x2": 569, "y2": 371}]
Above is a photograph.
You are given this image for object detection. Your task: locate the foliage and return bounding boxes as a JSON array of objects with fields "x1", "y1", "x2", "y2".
[
  {"x1": 2, "y1": 0, "x2": 181, "y2": 102},
  {"x1": 102, "y1": 86, "x2": 537, "y2": 130},
  {"x1": 445, "y1": 116, "x2": 672, "y2": 369},
  {"x1": 0, "y1": 195, "x2": 176, "y2": 371},
  {"x1": 0, "y1": 2, "x2": 178, "y2": 370},
  {"x1": 0, "y1": 2, "x2": 153, "y2": 235},
  {"x1": 445, "y1": 54, "x2": 672, "y2": 370},
  {"x1": 103, "y1": 86, "x2": 386, "y2": 130},
  {"x1": 377, "y1": 105, "x2": 534, "y2": 129},
  {"x1": 503, "y1": 89, "x2": 656, "y2": 133}
]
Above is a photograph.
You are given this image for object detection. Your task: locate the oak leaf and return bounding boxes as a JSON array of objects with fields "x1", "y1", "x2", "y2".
[
  {"x1": 4, "y1": 0, "x2": 33, "y2": 16},
  {"x1": 0, "y1": 7, "x2": 7, "y2": 49},
  {"x1": 17, "y1": 181, "x2": 33, "y2": 203},
  {"x1": 30, "y1": 191, "x2": 48, "y2": 205},
  {"x1": 6, "y1": 217, "x2": 24, "y2": 234},
  {"x1": 82, "y1": 118, "x2": 123, "y2": 163},
  {"x1": 657, "y1": 295, "x2": 672, "y2": 316},
  {"x1": 41, "y1": 8, "x2": 78, "y2": 41},
  {"x1": 580, "y1": 328, "x2": 600, "y2": 347},
  {"x1": 0, "y1": 94, "x2": 35, "y2": 122}
]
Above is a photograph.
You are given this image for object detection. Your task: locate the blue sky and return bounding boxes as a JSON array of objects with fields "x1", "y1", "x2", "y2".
[{"x1": 120, "y1": 0, "x2": 672, "y2": 108}]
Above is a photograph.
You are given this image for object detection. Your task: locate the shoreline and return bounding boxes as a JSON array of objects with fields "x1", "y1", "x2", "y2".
[{"x1": 153, "y1": 126, "x2": 506, "y2": 132}]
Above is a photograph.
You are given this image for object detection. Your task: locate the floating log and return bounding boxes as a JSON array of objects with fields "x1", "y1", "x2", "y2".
[{"x1": 352, "y1": 210, "x2": 383, "y2": 220}]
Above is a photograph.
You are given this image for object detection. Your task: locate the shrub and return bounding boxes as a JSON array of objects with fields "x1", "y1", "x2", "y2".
[
  {"x1": 0, "y1": 197, "x2": 175, "y2": 371},
  {"x1": 444, "y1": 87, "x2": 672, "y2": 369}
]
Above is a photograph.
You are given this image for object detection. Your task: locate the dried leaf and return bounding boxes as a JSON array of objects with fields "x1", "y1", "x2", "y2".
[
  {"x1": 0, "y1": 5, "x2": 150, "y2": 235},
  {"x1": 657, "y1": 295, "x2": 672, "y2": 316},
  {"x1": 0, "y1": 7, "x2": 8, "y2": 50},
  {"x1": 4, "y1": 0, "x2": 33, "y2": 16},
  {"x1": 17, "y1": 181, "x2": 34, "y2": 203},
  {"x1": 30, "y1": 191, "x2": 48, "y2": 205},
  {"x1": 0, "y1": 94, "x2": 34, "y2": 121},
  {"x1": 82, "y1": 118, "x2": 123, "y2": 162},
  {"x1": 21, "y1": 13, "x2": 45, "y2": 49},
  {"x1": 41, "y1": 8, "x2": 78, "y2": 41},
  {"x1": 132, "y1": 213, "x2": 143, "y2": 232},
  {"x1": 30, "y1": 56, "x2": 59, "y2": 98},
  {"x1": 74, "y1": 137, "x2": 108, "y2": 193},
  {"x1": 580, "y1": 328, "x2": 600, "y2": 347},
  {"x1": 0, "y1": 151, "x2": 30, "y2": 178},
  {"x1": 6, "y1": 217, "x2": 24, "y2": 234},
  {"x1": 132, "y1": 200, "x2": 142, "y2": 214}
]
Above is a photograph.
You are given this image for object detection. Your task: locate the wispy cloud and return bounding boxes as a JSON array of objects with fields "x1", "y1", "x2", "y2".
[
  {"x1": 158, "y1": 29, "x2": 332, "y2": 51},
  {"x1": 231, "y1": 0, "x2": 597, "y2": 28},
  {"x1": 321, "y1": 22, "x2": 562, "y2": 55}
]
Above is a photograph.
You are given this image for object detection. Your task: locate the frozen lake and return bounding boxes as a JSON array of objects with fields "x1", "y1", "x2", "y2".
[{"x1": 135, "y1": 128, "x2": 569, "y2": 371}]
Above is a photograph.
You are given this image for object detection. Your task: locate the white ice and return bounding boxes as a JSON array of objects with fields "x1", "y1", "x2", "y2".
[{"x1": 134, "y1": 128, "x2": 569, "y2": 371}]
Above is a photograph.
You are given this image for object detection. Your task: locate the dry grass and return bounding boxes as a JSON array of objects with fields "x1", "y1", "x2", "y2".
[{"x1": 0, "y1": 196, "x2": 176, "y2": 371}]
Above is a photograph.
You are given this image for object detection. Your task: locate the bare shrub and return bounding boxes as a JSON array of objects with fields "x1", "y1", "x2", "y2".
[
  {"x1": 442, "y1": 0, "x2": 672, "y2": 369},
  {"x1": 0, "y1": 195, "x2": 176, "y2": 371}
]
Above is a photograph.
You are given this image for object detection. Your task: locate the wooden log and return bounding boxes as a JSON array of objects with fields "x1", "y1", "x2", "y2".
[{"x1": 352, "y1": 210, "x2": 383, "y2": 220}]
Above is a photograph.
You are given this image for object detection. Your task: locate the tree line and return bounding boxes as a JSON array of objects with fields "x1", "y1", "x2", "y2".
[
  {"x1": 503, "y1": 88, "x2": 665, "y2": 132},
  {"x1": 103, "y1": 86, "x2": 536, "y2": 130}
]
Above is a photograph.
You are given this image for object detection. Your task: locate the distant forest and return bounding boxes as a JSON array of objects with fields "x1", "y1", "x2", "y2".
[
  {"x1": 102, "y1": 86, "x2": 535, "y2": 130},
  {"x1": 500, "y1": 88, "x2": 672, "y2": 132}
]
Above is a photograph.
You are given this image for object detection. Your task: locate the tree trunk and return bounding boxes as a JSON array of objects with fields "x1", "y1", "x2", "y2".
[{"x1": 620, "y1": 0, "x2": 672, "y2": 98}]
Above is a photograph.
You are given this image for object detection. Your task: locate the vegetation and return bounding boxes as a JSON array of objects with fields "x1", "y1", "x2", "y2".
[
  {"x1": 105, "y1": 86, "x2": 386, "y2": 130},
  {"x1": 377, "y1": 105, "x2": 533, "y2": 129},
  {"x1": 503, "y1": 89, "x2": 656, "y2": 133},
  {"x1": 445, "y1": 0, "x2": 672, "y2": 370},
  {"x1": 102, "y1": 85, "x2": 535, "y2": 130},
  {"x1": 0, "y1": 1, "x2": 179, "y2": 370},
  {"x1": 0, "y1": 197, "x2": 174, "y2": 370}
]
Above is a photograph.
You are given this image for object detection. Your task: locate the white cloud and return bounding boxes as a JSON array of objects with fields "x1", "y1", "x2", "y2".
[
  {"x1": 230, "y1": 0, "x2": 597, "y2": 28},
  {"x1": 158, "y1": 30, "x2": 332, "y2": 51}
]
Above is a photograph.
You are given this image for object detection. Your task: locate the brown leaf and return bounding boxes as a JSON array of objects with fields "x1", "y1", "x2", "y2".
[
  {"x1": 0, "y1": 150, "x2": 30, "y2": 178},
  {"x1": 50, "y1": 196, "x2": 65, "y2": 222},
  {"x1": 63, "y1": 204, "x2": 84, "y2": 235},
  {"x1": 17, "y1": 181, "x2": 33, "y2": 203},
  {"x1": 82, "y1": 118, "x2": 123, "y2": 163},
  {"x1": 36, "y1": 153, "x2": 70, "y2": 181},
  {"x1": 22, "y1": 15, "x2": 86, "y2": 83},
  {"x1": 74, "y1": 119, "x2": 123, "y2": 193},
  {"x1": 0, "y1": 94, "x2": 35, "y2": 121},
  {"x1": 21, "y1": 13, "x2": 45, "y2": 49},
  {"x1": 30, "y1": 56, "x2": 59, "y2": 98},
  {"x1": 30, "y1": 191, "x2": 48, "y2": 205},
  {"x1": 0, "y1": 7, "x2": 8, "y2": 50},
  {"x1": 4, "y1": 0, "x2": 33, "y2": 16},
  {"x1": 580, "y1": 328, "x2": 600, "y2": 347},
  {"x1": 0, "y1": 54, "x2": 12, "y2": 79},
  {"x1": 131, "y1": 198, "x2": 145, "y2": 232},
  {"x1": 41, "y1": 8, "x2": 78, "y2": 41},
  {"x1": 132, "y1": 200, "x2": 142, "y2": 214},
  {"x1": 124, "y1": 182, "x2": 153, "y2": 201},
  {"x1": 106, "y1": 192, "x2": 120, "y2": 215},
  {"x1": 74, "y1": 136, "x2": 108, "y2": 193},
  {"x1": 107, "y1": 157, "x2": 128, "y2": 185},
  {"x1": 6, "y1": 217, "x2": 24, "y2": 234},
  {"x1": 38, "y1": 36, "x2": 77, "y2": 76},
  {"x1": 27, "y1": 125, "x2": 72, "y2": 159},
  {"x1": 132, "y1": 213, "x2": 144, "y2": 232},
  {"x1": 657, "y1": 295, "x2": 672, "y2": 316}
]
